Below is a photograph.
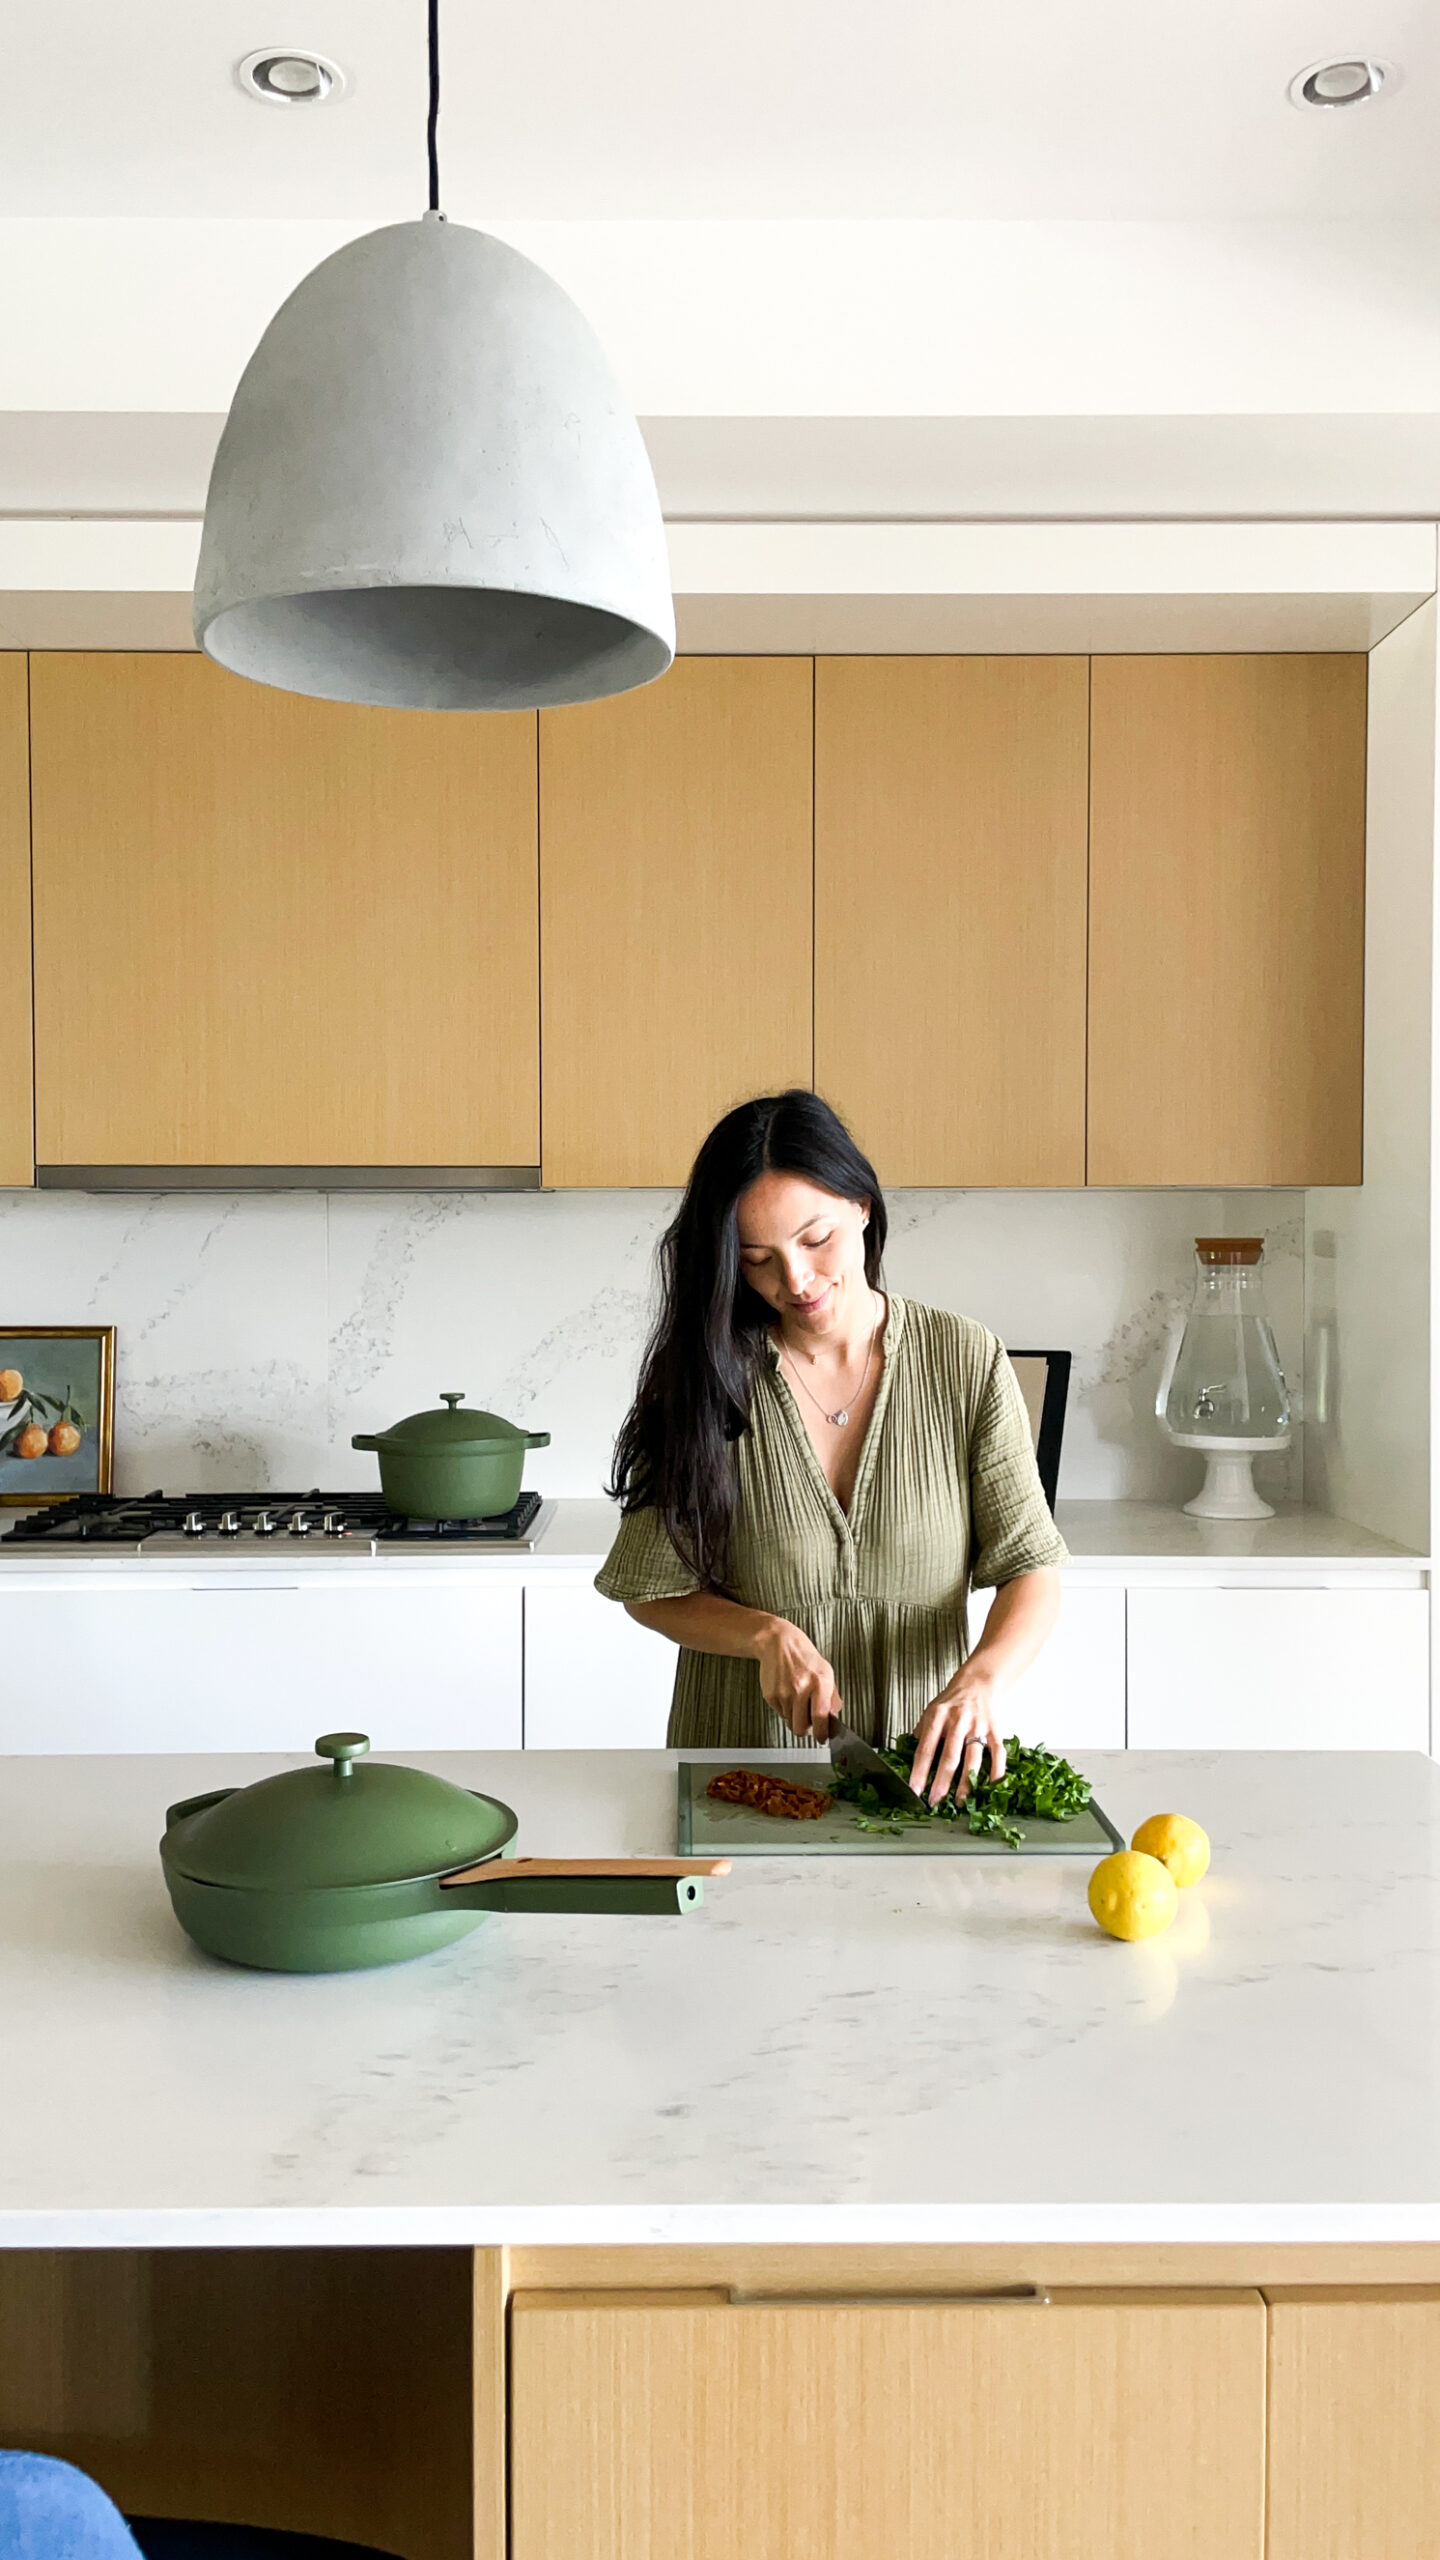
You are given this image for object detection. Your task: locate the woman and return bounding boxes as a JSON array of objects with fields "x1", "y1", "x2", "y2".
[{"x1": 597, "y1": 1091, "x2": 1065, "y2": 1807}]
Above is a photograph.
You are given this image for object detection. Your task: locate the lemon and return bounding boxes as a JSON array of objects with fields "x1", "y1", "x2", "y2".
[
  {"x1": 1131, "y1": 1813, "x2": 1211, "y2": 1890},
  {"x1": 1087, "y1": 1850, "x2": 1178, "y2": 1941}
]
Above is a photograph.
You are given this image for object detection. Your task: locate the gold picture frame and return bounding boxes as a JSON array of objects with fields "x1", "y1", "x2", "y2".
[{"x1": 0, "y1": 1325, "x2": 116, "y2": 1505}]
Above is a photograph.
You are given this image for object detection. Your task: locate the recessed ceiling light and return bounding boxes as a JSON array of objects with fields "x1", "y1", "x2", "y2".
[
  {"x1": 1287, "y1": 56, "x2": 1397, "y2": 110},
  {"x1": 237, "y1": 48, "x2": 346, "y2": 106}
]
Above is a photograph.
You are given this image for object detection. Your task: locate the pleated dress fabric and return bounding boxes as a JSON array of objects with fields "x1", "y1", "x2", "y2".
[{"x1": 594, "y1": 1295, "x2": 1068, "y2": 1750}]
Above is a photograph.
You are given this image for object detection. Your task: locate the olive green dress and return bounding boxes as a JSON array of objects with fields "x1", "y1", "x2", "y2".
[{"x1": 594, "y1": 1295, "x2": 1068, "y2": 1750}]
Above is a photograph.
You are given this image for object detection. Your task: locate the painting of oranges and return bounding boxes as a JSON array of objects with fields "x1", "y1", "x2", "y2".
[{"x1": 0, "y1": 1327, "x2": 115, "y2": 1503}]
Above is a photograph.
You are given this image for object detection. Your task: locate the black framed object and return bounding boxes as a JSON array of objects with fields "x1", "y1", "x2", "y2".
[{"x1": 1004, "y1": 1350, "x2": 1071, "y2": 1511}]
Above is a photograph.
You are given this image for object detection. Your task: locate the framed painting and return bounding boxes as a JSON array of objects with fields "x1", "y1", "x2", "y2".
[{"x1": 0, "y1": 1326, "x2": 116, "y2": 1504}]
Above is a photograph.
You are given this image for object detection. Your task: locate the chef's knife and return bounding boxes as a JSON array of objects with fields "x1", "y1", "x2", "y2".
[{"x1": 827, "y1": 1717, "x2": 929, "y2": 1813}]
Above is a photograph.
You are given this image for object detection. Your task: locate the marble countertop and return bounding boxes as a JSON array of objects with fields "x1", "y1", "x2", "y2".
[
  {"x1": 0, "y1": 1496, "x2": 1423, "y2": 1581},
  {"x1": 1051, "y1": 1499, "x2": 1426, "y2": 1571},
  {"x1": 3, "y1": 1745, "x2": 1438, "y2": 2248}
]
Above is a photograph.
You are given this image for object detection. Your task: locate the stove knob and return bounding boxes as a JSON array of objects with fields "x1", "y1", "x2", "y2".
[
  {"x1": 322, "y1": 1511, "x2": 347, "y2": 1537},
  {"x1": 253, "y1": 1510, "x2": 277, "y2": 1537},
  {"x1": 218, "y1": 1510, "x2": 242, "y2": 1536},
  {"x1": 183, "y1": 1511, "x2": 208, "y2": 1537},
  {"x1": 288, "y1": 1511, "x2": 312, "y2": 1537}
]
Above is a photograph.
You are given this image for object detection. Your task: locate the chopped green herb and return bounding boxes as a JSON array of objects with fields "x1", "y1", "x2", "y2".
[{"x1": 831, "y1": 1735, "x2": 1092, "y2": 1851}]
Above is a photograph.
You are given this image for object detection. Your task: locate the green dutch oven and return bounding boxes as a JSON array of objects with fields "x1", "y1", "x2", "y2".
[
  {"x1": 352, "y1": 1391, "x2": 550, "y2": 1520},
  {"x1": 160, "y1": 1733, "x2": 726, "y2": 1974}
]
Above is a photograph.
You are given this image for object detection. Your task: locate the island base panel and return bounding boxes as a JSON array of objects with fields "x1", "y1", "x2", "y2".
[{"x1": 4, "y1": 2246, "x2": 1440, "y2": 2560}]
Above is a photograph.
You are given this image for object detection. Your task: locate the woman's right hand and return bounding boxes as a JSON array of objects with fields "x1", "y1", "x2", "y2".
[{"x1": 752, "y1": 1617, "x2": 843, "y2": 1741}]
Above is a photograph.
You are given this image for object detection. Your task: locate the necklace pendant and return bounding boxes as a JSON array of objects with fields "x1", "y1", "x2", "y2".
[{"x1": 828, "y1": 1408, "x2": 849, "y2": 1427}]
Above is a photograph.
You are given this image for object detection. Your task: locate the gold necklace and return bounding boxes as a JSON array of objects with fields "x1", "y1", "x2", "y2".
[{"x1": 780, "y1": 1299, "x2": 880, "y2": 1429}]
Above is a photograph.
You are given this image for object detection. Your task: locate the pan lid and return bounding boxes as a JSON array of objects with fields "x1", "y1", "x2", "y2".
[
  {"x1": 161, "y1": 1733, "x2": 517, "y2": 1890},
  {"x1": 354, "y1": 1392, "x2": 549, "y2": 1452}
]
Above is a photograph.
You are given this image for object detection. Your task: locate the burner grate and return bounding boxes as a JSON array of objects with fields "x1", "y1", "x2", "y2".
[
  {"x1": 373, "y1": 1490, "x2": 543, "y2": 1542},
  {"x1": 0, "y1": 1486, "x2": 546, "y2": 1547}
]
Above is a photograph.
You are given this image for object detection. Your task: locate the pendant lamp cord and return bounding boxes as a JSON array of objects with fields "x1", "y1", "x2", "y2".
[{"x1": 426, "y1": 0, "x2": 442, "y2": 213}]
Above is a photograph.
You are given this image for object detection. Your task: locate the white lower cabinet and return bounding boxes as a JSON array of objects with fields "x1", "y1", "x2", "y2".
[
  {"x1": 3, "y1": 1557, "x2": 1428, "y2": 1759},
  {"x1": 969, "y1": 1582, "x2": 1126, "y2": 1750},
  {"x1": 525, "y1": 1579, "x2": 1126, "y2": 1753},
  {"x1": 524, "y1": 1579, "x2": 676, "y2": 1749},
  {"x1": 0, "y1": 1579, "x2": 522, "y2": 1752},
  {"x1": 1126, "y1": 1587, "x2": 1430, "y2": 1751}
]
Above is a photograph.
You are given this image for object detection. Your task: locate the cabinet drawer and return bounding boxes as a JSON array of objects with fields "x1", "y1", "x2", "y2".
[
  {"x1": 524, "y1": 1581, "x2": 674, "y2": 1748},
  {"x1": 971, "y1": 1583, "x2": 1125, "y2": 1749},
  {"x1": 1126, "y1": 1589, "x2": 1429, "y2": 1750},
  {"x1": 511, "y1": 2287, "x2": 1265, "y2": 2560},
  {"x1": 0, "y1": 1581, "x2": 522, "y2": 1751}
]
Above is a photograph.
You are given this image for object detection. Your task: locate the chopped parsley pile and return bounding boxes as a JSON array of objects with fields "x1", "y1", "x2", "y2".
[{"x1": 830, "y1": 1734, "x2": 1092, "y2": 1849}]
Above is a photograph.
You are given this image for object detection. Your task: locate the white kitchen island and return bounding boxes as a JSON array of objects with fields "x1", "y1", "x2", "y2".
[
  {"x1": 0, "y1": 1744, "x2": 1437, "y2": 2559},
  {"x1": 1, "y1": 1742, "x2": 1437, "y2": 2247}
]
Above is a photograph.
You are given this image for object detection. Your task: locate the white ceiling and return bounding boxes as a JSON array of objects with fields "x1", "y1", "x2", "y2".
[{"x1": 6, "y1": 0, "x2": 1439, "y2": 220}]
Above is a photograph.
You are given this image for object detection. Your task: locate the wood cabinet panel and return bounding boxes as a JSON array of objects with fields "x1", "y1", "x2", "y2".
[
  {"x1": 29, "y1": 654, "x2": 539, "y2": 1168},
  {"x1": 1266, "y1": 2288, "x2": 1440, "y2": 2560},
  {"x1": 814, "y1": 656, "x2": 1089, "y2": 1185},
  {"x1": 511, "y1": 2287, "x2": 1266, "y2": 2560},
  {"x1": 539, "y1": 658, "x2": 813, "y2": 1186},
  {"x1": 0, "y1": 655, "x2": 31, "y2": 1185},
  {"x1": 1088, "y1": 655, "x2": 1366, "y2": 1186}
]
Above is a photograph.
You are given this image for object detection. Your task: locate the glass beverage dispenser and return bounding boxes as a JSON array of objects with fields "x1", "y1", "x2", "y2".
[{"x1": 1156, "y1": 1238, "x2": 1291, "y2": 1519}]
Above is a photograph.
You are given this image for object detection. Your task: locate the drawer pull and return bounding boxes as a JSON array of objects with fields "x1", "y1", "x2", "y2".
[{"x1": 728, "y1": 2286, "x2": 1051, "y2": 2309}]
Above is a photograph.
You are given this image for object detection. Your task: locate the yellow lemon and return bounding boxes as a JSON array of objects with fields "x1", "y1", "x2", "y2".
[
  {"x1": 1087, "y1": 1850, "x2": 1178, "y2": 1942},
  {"x1": 1131, "y1": 1813, "x2": 1211, "y2": 1890}
]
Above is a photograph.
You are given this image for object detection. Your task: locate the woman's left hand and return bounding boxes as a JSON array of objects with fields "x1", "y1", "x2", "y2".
[{"x1": 908, "y1": 1667, "x2": 1008, "y2": 1808}]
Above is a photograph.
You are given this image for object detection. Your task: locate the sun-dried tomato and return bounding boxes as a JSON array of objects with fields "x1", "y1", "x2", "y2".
[{"x1": 705, "y1": 1768, "x2": 831, "y2": 1821}]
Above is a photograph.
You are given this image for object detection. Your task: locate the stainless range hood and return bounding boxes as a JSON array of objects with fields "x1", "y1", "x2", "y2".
[{"x1": 36, "y1": 1165, "x2": 542, "y2": 1193}]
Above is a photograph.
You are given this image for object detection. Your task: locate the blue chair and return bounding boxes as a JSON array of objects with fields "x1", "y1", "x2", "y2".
[
  {"x1": 0, "y1": 2457, "x2": 401, "y2": 2560},
  {"x1": 0, "y1": 2453, "x2": 140, "y2": 2558}
]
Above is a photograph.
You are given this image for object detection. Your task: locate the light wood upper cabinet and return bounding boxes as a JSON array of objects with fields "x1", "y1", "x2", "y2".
[
  {"x1": 0, "y1": 656, "x2": 32, "y2": 1186},
  {"x1": 511, "y1": 2287, "x2": 1265, "y2": 2560},
  {"x1": 18, "y1": 649, "x2": 1370, "y2": 1188},
  {"x1": 29, "y1": 654, "x2": 539, "y2": 1170},
  {"x1": 539, "y1": 658, "x2": 813, "y2": 1186},
  {"x1": 1266, "y1": 2289, "x2": 1440, "y2": 2560},
  {"x1": 814, "y1": 657, "x2": 1090, "y2": 1186},
  {"x1": 1087, "y1": 654, "x2": 1366, "y2": 1186}
]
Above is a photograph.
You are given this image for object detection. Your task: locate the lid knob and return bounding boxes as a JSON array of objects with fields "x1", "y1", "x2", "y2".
[
  {"x1": 315, "y1": 1731, "x2": 371, "y2": 1780},
  {"x1": 440, "y1": 1392, "x2": 465, "y2": 1409}
]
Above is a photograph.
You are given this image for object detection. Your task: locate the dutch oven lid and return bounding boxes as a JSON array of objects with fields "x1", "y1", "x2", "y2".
[
  {"x1": 162, "y1": 1733, "x2": 516, "y2": 1890},
  {"x1": 359, "y1": 1391, "x2": 540, "y2": 1453}
]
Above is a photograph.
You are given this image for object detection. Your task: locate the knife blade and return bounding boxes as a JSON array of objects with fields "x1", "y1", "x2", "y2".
[{"x1": 827, "y1": 1717, "x2": 929, "y2": 1813}]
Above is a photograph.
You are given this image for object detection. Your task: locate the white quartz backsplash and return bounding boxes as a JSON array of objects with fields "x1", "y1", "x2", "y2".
[{"x1": 0, "y1": 1184, "x2": 1303, "y2": 1503}]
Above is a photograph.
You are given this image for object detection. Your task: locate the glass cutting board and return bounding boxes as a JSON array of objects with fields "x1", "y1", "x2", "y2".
[{"x1": 677, "y1": 1761, "x2": 1124, "y2": 1858}]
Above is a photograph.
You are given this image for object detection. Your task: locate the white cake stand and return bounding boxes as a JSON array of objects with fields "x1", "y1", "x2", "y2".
[{"x1": 1165, "y1": 1429, "x2": 1291, "y2": 1520}]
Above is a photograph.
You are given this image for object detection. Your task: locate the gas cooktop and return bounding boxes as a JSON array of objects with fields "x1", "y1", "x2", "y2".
[{"x1": 0, "y1": 1489, "x2": 550, "y2": 1554}]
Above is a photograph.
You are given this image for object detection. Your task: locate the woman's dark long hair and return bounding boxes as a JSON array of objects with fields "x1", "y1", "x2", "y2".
[{"x1": 609, "y1": 1090, "x2": 887, "y2": 1587}]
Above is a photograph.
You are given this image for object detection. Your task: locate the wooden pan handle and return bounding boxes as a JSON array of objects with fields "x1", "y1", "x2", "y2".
[{"x1": 442, "y1": 1855, "x2": 731, "y2": 1888}]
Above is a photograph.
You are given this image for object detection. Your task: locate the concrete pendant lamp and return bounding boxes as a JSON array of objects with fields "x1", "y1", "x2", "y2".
[{"x1": 193, "y1": 3, "x2": 674, "y2": 710}]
